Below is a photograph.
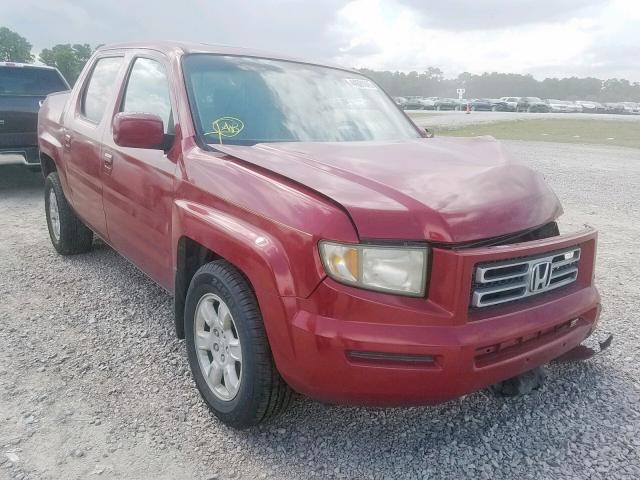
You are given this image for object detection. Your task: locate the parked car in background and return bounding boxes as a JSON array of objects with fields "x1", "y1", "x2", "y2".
[
  {"x1": 620, "y1": 102, "x2": 640, "y2": 114},
  {"x1": 516, "y1": 97, "x2": 550, "y2": 113},
  {"x1": 603, "y1": 102, "x2": 625, "y2": 114},
  {"x1": 499, "y1": 97, "x2": 520, "y2": 112},
  {"x1": 565, "y1": 101, "x2": 582, "y2": 113},
  {"x1": 432, "y1": 97, "x2": 459, "y2": 111},
  {"x1": 487, "y1": 99, "x2": 511, "y2": 111},
  {"x1": 0, "y1": 62, "x2": 69, "y2": 170},
  {"x1": 38, "y1": 41, "x2": 602, "y2": 429},
  {"x1": 467, "y1": 98, "x2": 493, "y2": 111},
  {"x1": 545, "y1": 99, "x2": 580, "y2": 113},
  {"x1": 403, "y1": 96, "x2": 435, "y2": 110},
  {"x1": 575, "y1": 101, "x2": 605, "y2": 114},
  {"x1": 453, "y1": 98, "x2": 468, "y2": 110},
  {"x1": 393, "y1": 96, "x2": 408, "y2": 108}
]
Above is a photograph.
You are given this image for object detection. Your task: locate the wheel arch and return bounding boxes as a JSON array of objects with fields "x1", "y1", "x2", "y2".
[
  {"x1": 40, "y1": 152, "x2": 57, "y2": 178},
  {"x1": 172, "y1": 200, "x2": 301, "y2": 363}
]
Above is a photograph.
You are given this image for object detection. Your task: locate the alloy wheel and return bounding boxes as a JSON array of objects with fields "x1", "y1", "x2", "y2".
[
  {"x1": 48, "y1": 189, "x2": 60, "y2": 242},
  {"x1": 194, "y1": 293, "x2": 243, "y2": 401}
]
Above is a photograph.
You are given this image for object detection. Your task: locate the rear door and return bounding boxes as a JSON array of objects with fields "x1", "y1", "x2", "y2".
[
  {"x1": 100, "y1": 52, "x2": 178, "y2": 289},
  {"x1": 63, "y1": 55, "x2": 125, "y2": 236}
]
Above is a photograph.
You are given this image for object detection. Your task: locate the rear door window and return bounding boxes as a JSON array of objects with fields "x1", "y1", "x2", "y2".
[
  {"x1": 81, "y1": 57, "x2": 124, "y2": 123},
  {"x1": 120, "y1": 57, "x2": 172, "y2": 133}
]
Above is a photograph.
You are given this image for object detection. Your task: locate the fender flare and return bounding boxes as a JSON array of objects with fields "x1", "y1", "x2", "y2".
[
  {"x1": 173, "y1": 199, "x2": 300, "y2": 361},
  {"x1": 38, "y1": 129, "x2": 72, "y2": 194}
]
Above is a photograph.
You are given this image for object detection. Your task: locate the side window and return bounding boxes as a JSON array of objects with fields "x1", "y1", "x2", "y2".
[
  {"x1": 82, "y1": 57, "x2": 124, "y2": 123},
  {"x1": 121, "y1": 58, "x2": 172, "y2": 133}
]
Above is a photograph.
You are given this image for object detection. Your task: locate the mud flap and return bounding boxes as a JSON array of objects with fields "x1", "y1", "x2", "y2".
[{"x1": 552, "y1": 334, "x2": 613, "y2": 363}]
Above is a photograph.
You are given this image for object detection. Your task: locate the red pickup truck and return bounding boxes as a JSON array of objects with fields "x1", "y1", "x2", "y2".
[{"x1": 38, "y1": 42, "x2": 601, "y2": 428}]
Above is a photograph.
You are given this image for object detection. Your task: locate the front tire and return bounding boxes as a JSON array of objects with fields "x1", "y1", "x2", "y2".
[
  {"x1": 44, "y1": 172, "x2": 93, "y2": 255},
  {"x1": 184, "y1": 260, "x2": 294, "y2": 428}
]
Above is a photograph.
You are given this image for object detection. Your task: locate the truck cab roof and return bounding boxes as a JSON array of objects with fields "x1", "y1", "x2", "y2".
[{"x1": 96, "y1": 41, "x2": 356, "y2": 73}]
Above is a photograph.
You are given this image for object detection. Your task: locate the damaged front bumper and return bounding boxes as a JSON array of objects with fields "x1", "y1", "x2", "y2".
[{"x1": 554, "y1": 332, "x2": 613, "y2": 362}]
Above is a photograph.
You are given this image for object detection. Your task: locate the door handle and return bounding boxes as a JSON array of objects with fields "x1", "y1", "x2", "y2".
[{"x1": 103, "y1": 151, "x2": 113, "y2": 173}]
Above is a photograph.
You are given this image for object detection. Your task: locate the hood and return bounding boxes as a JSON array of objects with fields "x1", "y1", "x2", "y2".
[{"x1": 214, "y1": 137, "x2": 562, "y2": 243}]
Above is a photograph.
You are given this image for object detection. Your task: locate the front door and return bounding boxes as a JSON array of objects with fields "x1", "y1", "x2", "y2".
[{"x1": 100, "y1": 54, "x2": 178, "y2": 290}]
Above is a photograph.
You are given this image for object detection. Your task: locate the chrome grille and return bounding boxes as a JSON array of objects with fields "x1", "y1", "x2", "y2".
[{"x1": 471, "y1": 247, "x2": 580, "y2": 308}]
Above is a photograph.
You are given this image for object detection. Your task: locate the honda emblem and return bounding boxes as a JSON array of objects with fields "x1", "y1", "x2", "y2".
[{"x1": 530, "y1": 261, "x2": 552, "y2": 292}]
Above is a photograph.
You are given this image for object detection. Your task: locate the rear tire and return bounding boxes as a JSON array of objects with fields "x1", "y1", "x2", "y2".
[
  {"x1": 184, "y1": 260, "x2": 294, "y2": 428},
  {"x1": 44, "y1": 172, "x2": 93, "y2": 255}
]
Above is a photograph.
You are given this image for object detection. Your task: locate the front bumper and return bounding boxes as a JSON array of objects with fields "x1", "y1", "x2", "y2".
[{"x1": 271, "y1": 228, "x2": 600, "y2": 406}]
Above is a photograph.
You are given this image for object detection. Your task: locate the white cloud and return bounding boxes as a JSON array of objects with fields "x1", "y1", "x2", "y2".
[
  {"x1": 331, "y1": 0, "x2": 639, "y2": 80},
  {"x1": 0, "y1": 0, "x2": 637, "y2": 80}
]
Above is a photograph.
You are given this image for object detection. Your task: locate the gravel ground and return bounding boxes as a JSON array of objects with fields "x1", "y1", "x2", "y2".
[{"x1": 1, "y1": 140, "x2": 639, "y2": 480}]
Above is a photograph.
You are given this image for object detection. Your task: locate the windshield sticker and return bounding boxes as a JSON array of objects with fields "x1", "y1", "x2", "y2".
[
  {"x1": 206, "y1": 117, "x2": 245, "y2": 144},
  {"x1": 345, "y1": 78, "x2": 377, "y2": 90}
]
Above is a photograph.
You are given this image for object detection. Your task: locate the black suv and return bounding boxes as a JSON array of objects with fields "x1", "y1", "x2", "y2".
[
  {"x1": 516, "y1": 97, "x2": 549, "y2": 113},
  {"x1": 0, "y1": 62, "x2": 69, "y2": 170}
]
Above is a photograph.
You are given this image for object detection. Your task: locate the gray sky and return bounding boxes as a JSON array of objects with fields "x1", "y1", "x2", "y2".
[{"x1": 2, "y1": 0, "x2": 638, "y2": 81}]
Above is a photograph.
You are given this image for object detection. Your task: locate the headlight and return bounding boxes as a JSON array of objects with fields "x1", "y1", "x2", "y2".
[{"x1": 319, "y1": 241, "x2": 428, "y2": 296}]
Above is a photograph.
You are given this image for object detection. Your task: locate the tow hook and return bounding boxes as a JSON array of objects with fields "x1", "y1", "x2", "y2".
[
  {"x1": 491, "y1": 366, "x2": 547, "y2": 397},
  {"x1": 552, "y1": 333, "x2": 614, "y2": 363},
  {"x1": 491, "y1": 334, "x2": 613, "y2": 396}
]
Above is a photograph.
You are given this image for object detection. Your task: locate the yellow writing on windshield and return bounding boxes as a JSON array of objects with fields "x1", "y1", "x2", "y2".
[{"x1": 207, "y1": 117, "x2": 245, "y2": 144}]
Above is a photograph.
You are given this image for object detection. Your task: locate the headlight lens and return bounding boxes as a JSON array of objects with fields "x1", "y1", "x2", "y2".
[{"x1": 319, "y1": 241, "x2": 428, "y2": 296}]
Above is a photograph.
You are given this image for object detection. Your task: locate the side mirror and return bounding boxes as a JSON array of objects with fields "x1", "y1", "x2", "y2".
[{"x1": 113, "y1": 112, "x2": 165, "y2": 149}]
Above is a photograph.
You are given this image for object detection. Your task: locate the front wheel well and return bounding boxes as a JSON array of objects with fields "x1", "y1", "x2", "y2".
[
  {"x1": 174, "y1": 237, "x2": 257, "y2": 339},
  {"x1": 174, "y1": 237, "x2": 219, "y2": 338}
]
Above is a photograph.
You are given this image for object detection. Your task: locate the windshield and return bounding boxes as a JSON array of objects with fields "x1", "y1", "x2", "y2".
[
  {"x1": 182, "y1": 54, "x2": 420, "y2": 145},
  {"x1": 0, "y1": 66, "x2": 68, "y2": 96}
]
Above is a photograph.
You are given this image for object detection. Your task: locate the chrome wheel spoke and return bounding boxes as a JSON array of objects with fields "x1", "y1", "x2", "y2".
[
  {"x1": 217, "y1": 302, "x2": 231, "y2": 329},
  {"x1": 223, "y1": 364, "x2": 240, "y2": 396},
  {"x1": 208, "y1": 362, "x2": 223, "y2": 385},
  {"x1": 228, "y1": 339, "x2": 242, "y2": 362},
  {"x1": 198, "y1": 299, "x2": 218, "y2": 328},
  {"x1": 195, "y1": 332, "x2": 212, "y2": 351}
]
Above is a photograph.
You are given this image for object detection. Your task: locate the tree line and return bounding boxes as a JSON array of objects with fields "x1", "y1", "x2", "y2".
[
  {"x1": 359, "y1": 68, "x2": 640, "y2": 103},
  {"x1": 0, "y1": 27, "x2": 95, "y2": 85},
  {"x1": 2, "y1": 26, "x2": 638, "y2": 102}
]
